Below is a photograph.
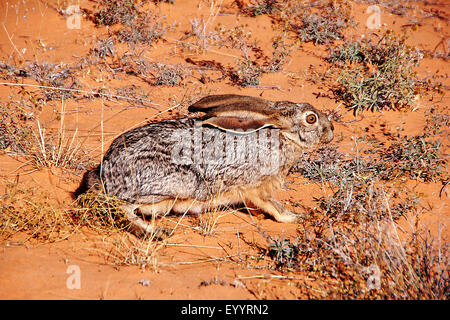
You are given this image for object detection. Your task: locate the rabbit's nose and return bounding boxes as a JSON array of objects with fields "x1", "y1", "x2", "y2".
[
  {"x1": 326, "y1": 114, "x2": 334, "y2": 131},
  {"x1": 321, "y1": 125, "x2": 334, "y2": 144}
]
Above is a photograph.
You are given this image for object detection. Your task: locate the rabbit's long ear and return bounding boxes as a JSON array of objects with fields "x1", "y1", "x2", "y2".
[
  {"x1": 200, "y1": 116, "x2": 279, "y2": 134},
  {"x1": 188, "y1": 94, "x2": 275, "y2": 116}
]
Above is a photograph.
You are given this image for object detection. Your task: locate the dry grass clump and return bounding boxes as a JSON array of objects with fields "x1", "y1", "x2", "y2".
[
  {"x1": 115, "y1": 13, "x2": 168, "y2": 46},
  {"x1": 423, "y1": 106, "x2": 449, "y2": 137},
  {"x1": 0, "y1": 61, "x2": 80, "y2": 101},
  {"x1": 243, "y1": 0, "x2": 279, "y2": 17},
  {"x1": 238, "y1": 0, "x2": 354, "y2": 44},
  {"x1": 0, "y1": 178, "x2": 126, "y2": 243},
  {"x1": 233, "y1": 57, "x2": 264, "y2": 87},
  {"x1": 217, "y1": 25, "x2": 266, "y2": 87},
  {"x1": 184, "y1": 23, "x2": 266, "y2": 86},
  {"x1": 153, "y1": 63, "x2": 191, "y2": 87},
  {"x1": 329, "y1": 30, "x2": 423, "y2": 114},
  {"x1": 113, "y1": 85, "x2": 151, "y2": 105},
  {"x1": 70, "y1": 189, "x2": 129, "y2": 234},
  {"x1": 0, "y1": 181, "x2": 74, "y2": 243},
  {"x1": 194, "y1": 204, "x2": 232, "y2": 237},
  {"x1": 98, "y1": 217, "x2": 178, "y2": 270},
  {"x1": 294, "y1": 1, "x2": 354, "y2": 44},
  {"x1": 90, "y1": 37, "x2": 116, "y2": 59},
  {"x1": 91, "y1": 0, "x2": 143, "y2": 26},
  {"x1": 100, "y1": 50, "x2": 191, "y2": 87},
  {"x1": 1, "y1": 99, "x2": 93, "y2": 170},
  {"x1": 0, "y1": 180, "x2": 169, "y2": 269},
  {"x1": 0, "y1": 94, "x2": 38, "y2": 153},
  {"x1": 71, "y1": 189, "x2": 176, "y2": 269},
  {"x1": 263, "y1": 37, "x2": 292, "y2": 73},
  {"x1": 263, "y1": 180, "x2": 448, "y2": 299},
  {"x1": 90, "y1": 0, "x2": 169, "y2": 48},
  {"x1": 292, "y1": 212, "x2": 448, "y2": 299},
  {"x1": 182, "y1": 20, "x2": 292, "y2": 86},
  {"x1": 294, "y1": 132, "x2": 446, "y2": 186},
  {"x1": 102, "y1": 232, "x2": 166, "y2": 269},
  {"x1": 25, "y1": 62, "x2": 80, "y2": 101},
  {"x1": 27, "y1": 121, "x2": 92, "y2": 171},
  {"x1": 370, "y1": 135, "x2": 446, "y2": 183}
]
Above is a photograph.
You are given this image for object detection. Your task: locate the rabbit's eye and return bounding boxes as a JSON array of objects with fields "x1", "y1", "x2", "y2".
[{"x1": 306, "y1": 113, "x2": 317, "y2": 124}]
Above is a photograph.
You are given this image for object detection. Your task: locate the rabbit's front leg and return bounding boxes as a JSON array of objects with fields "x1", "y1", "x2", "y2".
[
  {"x1": 269, "y1": 198, "x2": 299, "y2": 223},
  {"x1": 244, "y1": 194, "x2": 298, "y2": 223}
]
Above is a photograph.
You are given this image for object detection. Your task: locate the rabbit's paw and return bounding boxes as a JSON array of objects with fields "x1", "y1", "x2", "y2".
[
  {"x1": 128, "y1": 224, "x2": 172, "y2": 240},
  {"x1": 141, "y1": 226, "x2": 172, "y2": 241},
  {"x1": 277, "y1": 210, "x2": 299, "y2": 223}
]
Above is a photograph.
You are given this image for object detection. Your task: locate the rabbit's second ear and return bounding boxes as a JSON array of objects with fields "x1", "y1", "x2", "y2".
[
  {"x1": 200, "y1": 116, "x2": 278, "y2": 134},
  {"x1": 188, "y1": 94, "x2": 271, "y2": 113}
]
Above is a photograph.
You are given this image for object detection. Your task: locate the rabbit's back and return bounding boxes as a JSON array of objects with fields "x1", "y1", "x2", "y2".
[{"x1": 102, "y1": 119, "x2": 196, "y2": 202}]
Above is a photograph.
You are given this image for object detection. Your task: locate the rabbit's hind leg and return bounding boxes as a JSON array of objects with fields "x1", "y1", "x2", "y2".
[
  {"x1": 139, "y1": 199, "x2": 204, "y2": 215},
  {"x1": 121, "y1": 203, "x2": 171, "y2": 240},
  {"x1": 138, "y1": 201, "x2": 174, "y2": 217},
  {"x1": 172, "y1": 199, "x2": 204, "y2": 215}
]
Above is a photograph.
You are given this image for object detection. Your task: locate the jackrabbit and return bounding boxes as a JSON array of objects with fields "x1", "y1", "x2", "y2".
[{"x1": 76, "y1": 94, "x2": 334, "y2": 238}]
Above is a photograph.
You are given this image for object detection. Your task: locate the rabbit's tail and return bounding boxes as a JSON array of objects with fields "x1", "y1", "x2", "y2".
[{"x1": 73, "y1": 166, "x2": 102, "y2": 199}]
